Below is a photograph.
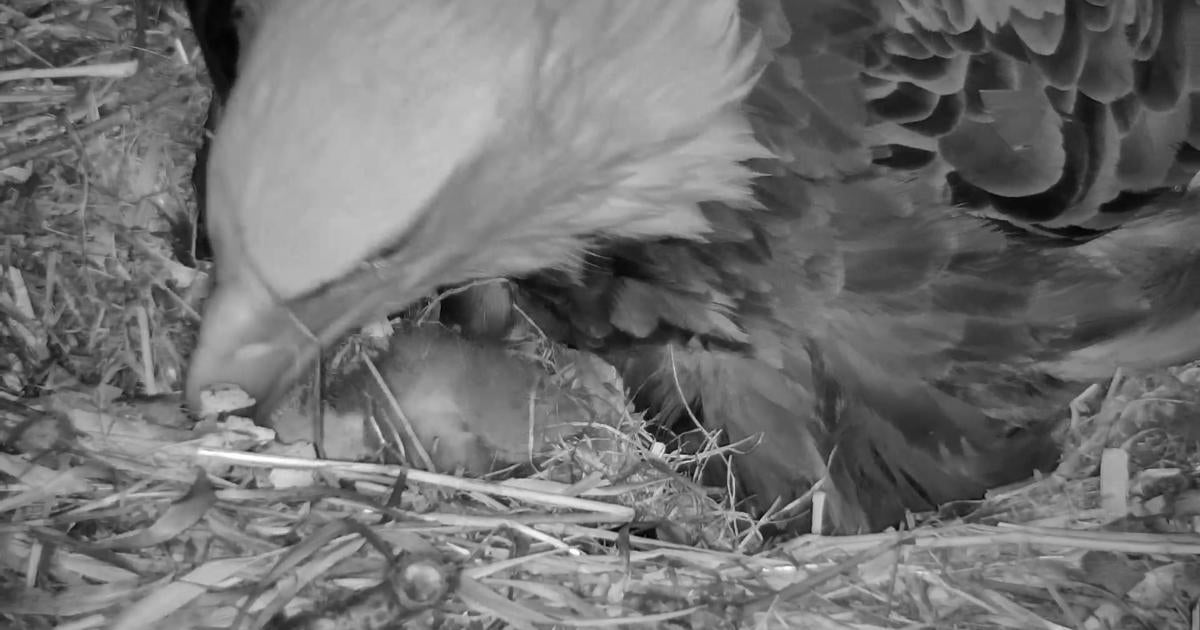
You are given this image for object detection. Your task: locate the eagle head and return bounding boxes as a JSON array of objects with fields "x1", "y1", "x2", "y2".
[{"x1": 186, "y1": 0, "x2": 769, "y2": 416}]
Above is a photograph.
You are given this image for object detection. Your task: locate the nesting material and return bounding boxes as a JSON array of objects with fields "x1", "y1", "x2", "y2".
[{"x1": 1, "y1": 3, "x2": 1200, "y2": 629}]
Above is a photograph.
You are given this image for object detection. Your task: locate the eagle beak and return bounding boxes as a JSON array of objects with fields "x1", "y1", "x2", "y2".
[
  {"x1": 185, "y1": 269, "x2": 321, "y2": 420},
  {"x1": 186, "y1": 245, "x2": 435, "y2": 420}
]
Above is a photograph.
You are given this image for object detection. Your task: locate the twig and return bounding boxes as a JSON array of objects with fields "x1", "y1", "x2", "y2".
[
  {"x1": 193, "y1": 447, "x2": 636, "y2": 522},
  {"x1": 0, "y1": 87, "x2": 187, "y2": 170},
  {"x1": 0, "y1": 60, "x2": 138, "y2": 83}
]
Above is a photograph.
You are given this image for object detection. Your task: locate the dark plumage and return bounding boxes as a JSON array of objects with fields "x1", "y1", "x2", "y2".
[
  {"x1": 180, "y1": 0, "x2": 263, "y2": 263},
  {"x1": 184, "y1": 0, "x2": 1200, "y2": 533}
]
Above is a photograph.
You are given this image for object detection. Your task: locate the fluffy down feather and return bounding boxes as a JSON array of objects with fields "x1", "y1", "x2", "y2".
[
  {"x1": 185, "y1": 0, "x2": 1200, "y2": 533},
  {"x1": 321, "y1": 324, "x2": 598, "y2": 476}
]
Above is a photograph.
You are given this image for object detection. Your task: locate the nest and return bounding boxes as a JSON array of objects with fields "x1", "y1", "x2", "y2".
[{"x1": 1, "y1": 2, "x2": 1199, "y2": 629}]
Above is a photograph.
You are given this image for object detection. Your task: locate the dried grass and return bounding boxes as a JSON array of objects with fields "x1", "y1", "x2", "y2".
[{"x1": 1, "y1": 2, "x2": 1199, "y2": 629}]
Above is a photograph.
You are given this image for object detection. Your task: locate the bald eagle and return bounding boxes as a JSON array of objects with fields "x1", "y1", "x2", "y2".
[{"x1": 184, "y1": 0, "x2": 1200, "y2": 533}]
